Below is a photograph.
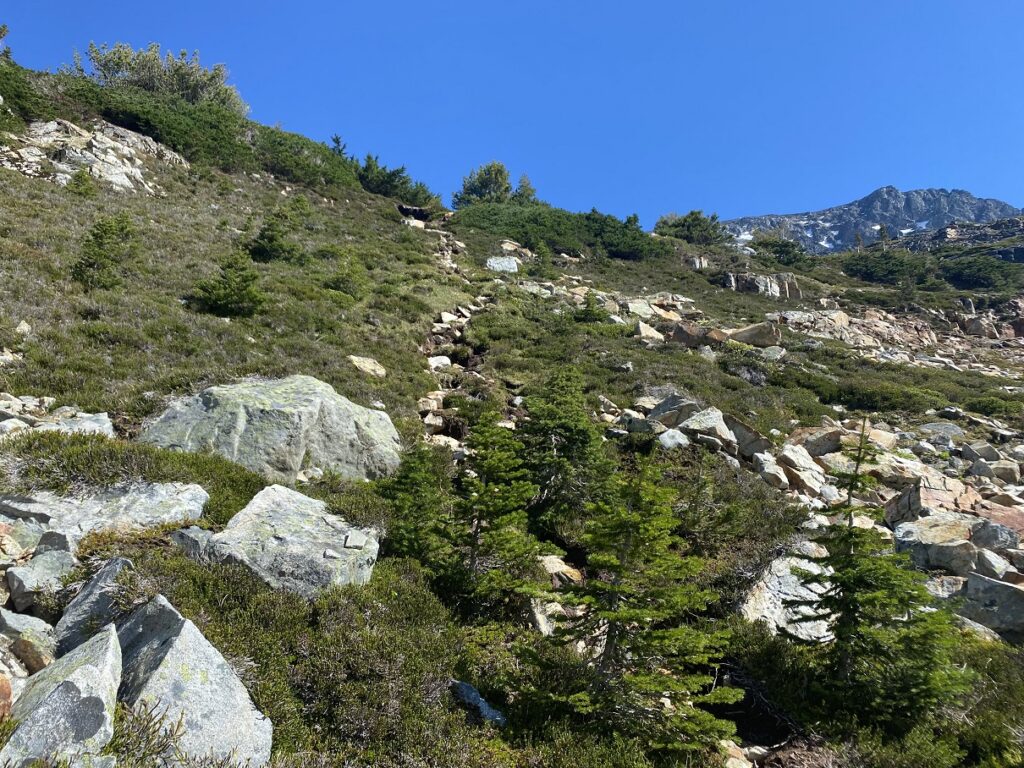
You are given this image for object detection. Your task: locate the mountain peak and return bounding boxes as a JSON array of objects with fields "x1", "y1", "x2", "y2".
[{"x1": 726, "y1": 186, "x2": 1022, "y2": 253}]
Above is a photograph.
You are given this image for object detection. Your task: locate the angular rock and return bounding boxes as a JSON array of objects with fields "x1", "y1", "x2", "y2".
[
  {"x1": 726, "y1": 322, "x2": 782, "y2": 348},
  {"x1": 658, "y1": 429, "x2": 691, "y2": 450},
  {"x1": 778, "y1": 444, "x2": 829, "y2": 496},
  {"x1": 140, "y1": 375, "x2": 402, "y2": 483},
  {"x1": 894, "y1": 513, "x2": 984, "y2": 575},
  {"x1": 754, "y1": 452, "x2": 789, "y2": 490},
  {"x1": 0, "y1": 483, "x2": 208, "y2": 556},
  {"x1": 346, "y1": 355, "x2": 387, "y2": 378},
  {"x1": 54, "y1": 558, "x2": 133, "y2": 657},
  {"x1": 7, "y1": 550, "x2": 77, "y2": 611},
  {"x1": 0, "y1": 608, "x2": 56, "y2": 674},
  {"x1": 0, "y1": 625, "x2": 120, "y2": 767},
  {"x1": 960, "y1": 573, "x2": 1024, "y2": 635},
  {"x1": 636, "y1": 321, "x2": 664, "y2": 344},
  {"x1": 723, "y1": 415, "x2": 772, "y2": 460},
  {"x1": 679, "y1": 408, "x2": 737, "y2": 451},
  {"x1": 119, "y1": 596, "x2": 272, "y2": 765},
  {"x1": 450, "y1": 680, "x2": 507, "y2": 727},
  {"x1": 485, "y1": 255, "x2": 518, "y2": 273},
  {"x1": 207, "y1": 485, "x2": 379, "y2": 598},
  {"x1": 991, "y1": 459, "x2": 1021, "y2": 484},
  {"x1": 884, "y1": 475, "x2": 982, "y2": 526},
  {"x1": 170, "y1": 526, "x2": 212, "y2": 562},
  {"x1": 976, "y1": 549, "x2": 1012, "y2": 580},
  {"x1": 741, "y1": 542, "x2": 830, "y2": 642},
  {"x1": 647, "y1": 395, "x2": 700, "y2": 428}
]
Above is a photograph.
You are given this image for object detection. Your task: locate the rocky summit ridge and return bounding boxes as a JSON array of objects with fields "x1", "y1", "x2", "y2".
[{"x1": 726, "y1": 185, "x2": 1022, "y2": 253}]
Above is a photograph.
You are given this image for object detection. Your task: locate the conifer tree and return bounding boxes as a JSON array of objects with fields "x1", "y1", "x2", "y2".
[
  {"x1": 542, "y1": 462, "x2": 739, "y2": 755},
  {"x1": 787, "y1": 422, "x2": 970, "y2": 737},
  {"x1": 520, "y1": 368, "x2": 614, "y2": 542},
  {"x1": 194, "y1": 250, "x2": 264, "y2": 317},
  {"x1": 455, "y1": 413, "x2": 543, "y2": 613},
  {"x1": 378, "y1": 443, "x2": 458, "y2": 581}
]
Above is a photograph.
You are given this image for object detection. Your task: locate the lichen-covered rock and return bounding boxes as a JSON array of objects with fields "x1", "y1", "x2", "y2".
[
  {"x1": 960, "y1": 573, "x2": 1024, "y2": 635},
  {"x1": 54, "y1": 558, "x2": 133, "y2": 657},
  {"x1": 140, "y1": 375, "x2": 401, "y2": 483},
  {"x1": 0, "y1": 625, "x2": 120, "y2": 767},
  {"x1": 7, "y1": 550, "x2": 77, "y2": 611},
  {"x1": 893, "y1": 513, "x2": 984, "y2": 575},
  {"x1": 0, "y1": 608, "x2": 56, "y2": 673},
  {"x1": 119, "y1": 595, "x2": 272, "y2": 766},
  {"x1": 0, "y1": 483, "x2": 207, "y2": 555},
  {"x1": 741, "y1": 542, "x2": 831, "y2": 642},
  {"x1": 206, "y1": 484, "x2": 379, "y2": 597}
]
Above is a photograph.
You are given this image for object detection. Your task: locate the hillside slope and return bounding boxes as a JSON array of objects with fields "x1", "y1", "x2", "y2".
[{"x1": 2, "y1": 37, "x2": 1024, "y2": 768}]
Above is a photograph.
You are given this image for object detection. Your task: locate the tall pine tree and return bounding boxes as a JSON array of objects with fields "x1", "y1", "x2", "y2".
[
  {"x1": 539, "y1": 462, "x2": 739, "y2": 756},
  {"x1": 521, "y1": 368, "x2": 614, "y2": 543},
  {"x1": 455, "y1": 413, "x2": 543, "y2": 615},
  {"x1": 787, "y1": 422, "x2": 970, "y2": 737}
]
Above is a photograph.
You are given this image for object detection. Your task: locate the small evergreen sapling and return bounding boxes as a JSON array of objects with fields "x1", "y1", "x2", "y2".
[{"x1": 194, "y1": 250, "x2": 264, "y2": 317}]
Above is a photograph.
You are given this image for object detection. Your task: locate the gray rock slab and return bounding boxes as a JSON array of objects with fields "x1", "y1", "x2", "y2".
[
  {"x1": 119, "y1": 595, "x2": 272, "y2": 766},
  {"x1": 0, "y1": 624, "x2": 120, "y2": 766},
  {"x1": 140, "y1": 375, "x2": 402, "y2": 483},
  {"x1": 207, "y1": 485, "x2": 379, "y2": 598},
  {"x1": 55, "y1": 557, "x2": 133, "y2": 657}
]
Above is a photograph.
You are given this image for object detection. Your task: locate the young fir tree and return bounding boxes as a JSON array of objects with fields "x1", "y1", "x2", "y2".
[
  {"x1": 71, "y1": 212, "x2": 138, "y2": 290},
  {"x1": 787, "y1": 421, "x2": 970, "y2": 737},
  {"x1": 542, "y1": 462, "x2": 739, "y2": 755},
  {"x1": 194, "y1": 250, "x2": 264, "y2": 317},
  {"x1": 455, "y1": 413, "x2": 543, "y2": 614},
  {"x1": 520, "y1": 368, "x2": 614, "y2": 542},
  {"x1": 378, "y1": 443, "x2": 458, "y2": 582}
]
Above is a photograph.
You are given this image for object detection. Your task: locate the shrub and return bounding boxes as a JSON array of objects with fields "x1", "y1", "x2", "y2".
[
  {"x1": 193, "y1": 250, "x2": 264, "y2": 317},
  {"x1": 76, "y1": 41, "x2": 248, "y2": 116},
  {"x1": 65, "y1": 168, "x2": 99, "y2": 197},
  {"x1": 246, "y1": 213, "x2": 303, "y2": 263},
  {"x1": 452, "y1": 161, "x2": 513, "y2": 209},
  {"x1": 71, "y1": 211, "x2": 138, "y2": 290},
  {"x1": 752, "y1": 230, "x2": 807, "y2": 266},
  {"x1": 451, "y1": 203, "x2": 672, "y2": 261},
  {"x1": 654, "y1": 210, "x2": 728, "y2": 245},
  {"x1": 356, "y1": 154, "x2": 439, "y2": 208},
  {"x1": 940, "y1": 254, "x2": 1022, "y2": 291}
]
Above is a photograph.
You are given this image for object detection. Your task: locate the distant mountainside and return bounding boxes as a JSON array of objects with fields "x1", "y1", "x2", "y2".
[
  {"x1": 725, "y1": 186, "x2": 1022, "y2": 254},
  {"x1": 894, "y1": 216, "x2": 1024, "y2": 261}
]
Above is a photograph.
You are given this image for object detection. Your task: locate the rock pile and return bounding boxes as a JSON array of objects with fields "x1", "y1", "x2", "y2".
[
  {"x1": 0, "y1": 119, "x2": 187, "y2": 194},
  {"x1": 724, "y1": 271, "x2": 802, "y2": 300},
  {"x1": 0, "y1": 393, "x2": 115, "y2": 439}
]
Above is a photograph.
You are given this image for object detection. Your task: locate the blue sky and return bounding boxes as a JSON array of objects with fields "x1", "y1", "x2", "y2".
[{"x1": 4, "y1": 1, "x2": 1022, "y2": 225}]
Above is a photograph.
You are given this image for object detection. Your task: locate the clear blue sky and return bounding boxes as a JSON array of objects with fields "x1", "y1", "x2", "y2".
[{"x1": 4, "y1": 1, "x2": 1023, "y2": 225}]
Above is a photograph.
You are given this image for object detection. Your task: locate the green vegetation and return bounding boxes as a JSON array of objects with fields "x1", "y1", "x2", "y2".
[
  {"x1": 654, "y1": 210, "x2": 728, "y2": 245},
  {"x1": 70, "y1": 211, "x2": 138, "y2": 290},
  {"x1": 529, "y1": 462, "x2": 740, "y2": 757},
  {"x1": 451, "y1": 202, "x2": 673, "y2": 261},
  {"x1": 193, "y1": 250, "x2": 264, "y2": 317}
]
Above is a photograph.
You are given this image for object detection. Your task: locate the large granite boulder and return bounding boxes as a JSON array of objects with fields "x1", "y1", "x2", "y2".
[
  {"x1": 0, "y1": 483, "x2": 208, "y2": 554},
  {"x1": 54, "y1": 557, "x2": 133, "y2": 657},
  {"x1": 884, "y1": 475, "x2": 982, "y2": 526},
  {"x1": 0, "y1": 625, "x2": 120, "y2": 767},
  {"x1": 119, "y1": 595, "x2": 272, "y2": 766},
  {"x1": 894, "y1": 513, "x2": 985, "y2": 575},
  {"x1": 140, "y1": 375, "x2": 402, "y2": 483},
  {"x1": 960, "y1": 573, "x2": 1024, "y2": 635},
  {"x1": 741, "y1": 542, "x2": 831, "y2": 642},
  {"x1": 206, "y1": 484, "x2": 379, "y2": 598}
]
